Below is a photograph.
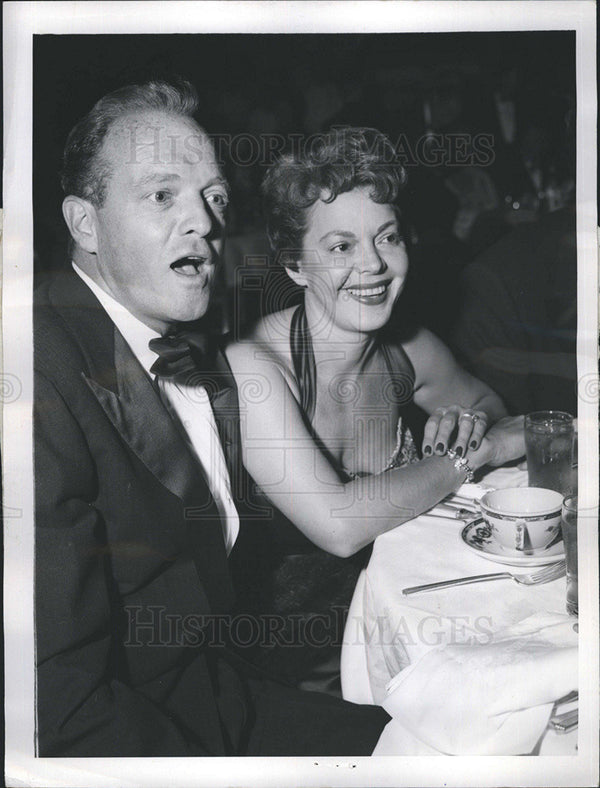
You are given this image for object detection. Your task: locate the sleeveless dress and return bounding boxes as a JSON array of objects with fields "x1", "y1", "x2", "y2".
[{"x1": 230, "y1": 304, "x2": 421, "y2": 695}]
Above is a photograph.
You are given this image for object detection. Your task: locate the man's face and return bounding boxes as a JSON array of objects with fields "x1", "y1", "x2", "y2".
[{"x1": 88, "y1": 111, "x2": 228, "y2": 333}]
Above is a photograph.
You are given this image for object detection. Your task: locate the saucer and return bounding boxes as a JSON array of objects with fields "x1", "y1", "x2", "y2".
[{"x1": 462, "y1": 518, "x2": 565, "y2": 566}]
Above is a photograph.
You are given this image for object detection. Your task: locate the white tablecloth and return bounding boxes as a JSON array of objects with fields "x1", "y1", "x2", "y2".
[{"x1": 341, "y1": 466, "x2": 578, "y2": 754}]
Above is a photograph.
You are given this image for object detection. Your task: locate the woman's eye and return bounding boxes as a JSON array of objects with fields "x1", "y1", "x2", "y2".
[
  {"x1": 379, "y1": 232, "x2": 403, "y2": 246},
  {"x1": 330, "y1": 242, "x2": 351, "y2": 253}
]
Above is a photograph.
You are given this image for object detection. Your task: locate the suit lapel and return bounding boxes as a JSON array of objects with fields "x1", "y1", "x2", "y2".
[
  {"x1": 85, "y1": 330, "x2": 203, "y2": 503},
  {"x1": 47, "y1": 270, "x2": 213, "y2": 504},
  {"x1": 102, "y1": 338, "x2": 234, "y2": 611},
  {"x1": 207, "y1": 349, "x2": 240, "y2": 482},
  {"x1": 46, "y1": 269, "x2": 235, "y2": 611}
]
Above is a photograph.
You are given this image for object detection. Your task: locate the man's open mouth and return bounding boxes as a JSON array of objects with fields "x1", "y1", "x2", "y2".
[{"x1": 170, "y1": 256, "x2": 208, "y2": 276}]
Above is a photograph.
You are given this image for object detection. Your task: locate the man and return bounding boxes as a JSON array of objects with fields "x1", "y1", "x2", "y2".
[{"x1": 34, "y1": 78, "x2": 389, "y2": 756}]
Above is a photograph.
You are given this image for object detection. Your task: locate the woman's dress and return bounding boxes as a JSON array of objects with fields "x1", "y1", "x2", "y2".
[{"x1": 229, "y1": 305, "x2": 422, "y2": 695}]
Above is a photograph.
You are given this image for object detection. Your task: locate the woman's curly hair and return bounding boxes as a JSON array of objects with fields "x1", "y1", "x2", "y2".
[{"x1": 262, "y1": 126, "x2": 407, "y2": 269}]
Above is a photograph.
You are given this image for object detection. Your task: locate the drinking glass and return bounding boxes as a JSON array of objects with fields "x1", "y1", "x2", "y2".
[
  {"x1": 561, "y1": 496, "x2": 578, "y2": 617},
  {"x1": 525, "y1": 411, "x2": 574, "y2": 495}
]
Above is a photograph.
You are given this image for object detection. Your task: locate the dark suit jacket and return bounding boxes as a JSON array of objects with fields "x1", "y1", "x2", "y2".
[
  {"x1": 34, "y1": 269, "x2": 255, "y2": 756},
  {"x1": 34, "y1": 269, "x2": 388, "y2": 757}
]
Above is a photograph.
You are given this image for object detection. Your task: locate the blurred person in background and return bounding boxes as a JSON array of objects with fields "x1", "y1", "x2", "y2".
[{"x1": 451, "y1": 205, "x2": 577, "y2": 417}]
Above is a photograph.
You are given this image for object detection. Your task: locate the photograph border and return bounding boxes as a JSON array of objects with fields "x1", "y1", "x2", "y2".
[{"x1": 3, "y1": 2, "x2": 598, "y2": 786}]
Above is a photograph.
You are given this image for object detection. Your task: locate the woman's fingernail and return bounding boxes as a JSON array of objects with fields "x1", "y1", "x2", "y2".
[
  {"x1": 436, "y1": 442, "x2": 444, "y2": 453},
  {"x1": 424, "y1": 445, "x2": 432, "y2": 455},
  {"x1": 470, "y1": 440, "x2": 477, "y2": 449},
  {"x1": 455, "y1": 446, "x2": 463, "y2": 457}
]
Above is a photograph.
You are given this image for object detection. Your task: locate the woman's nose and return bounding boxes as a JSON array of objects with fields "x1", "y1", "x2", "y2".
[{"x1": 358, "y1": 244, "x2": 386, "y2": 274}]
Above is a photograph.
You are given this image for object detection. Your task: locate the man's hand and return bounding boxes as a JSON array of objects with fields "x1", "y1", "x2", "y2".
[{"x1": 466, "y1": 416, "x2": 525, "y2": 471}]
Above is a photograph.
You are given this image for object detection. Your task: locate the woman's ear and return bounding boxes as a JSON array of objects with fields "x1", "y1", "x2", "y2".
[
  {"x1": 62, "y1": 196, "x2": 99, "y2": 255},
  {"x1": 284, "y1": 263, "x2": 308, "y2": 288}
]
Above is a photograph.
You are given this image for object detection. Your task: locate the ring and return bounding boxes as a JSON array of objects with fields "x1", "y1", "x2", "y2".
[{"x1": 460, "y1": 412, "x2": 480, "y2": 423}]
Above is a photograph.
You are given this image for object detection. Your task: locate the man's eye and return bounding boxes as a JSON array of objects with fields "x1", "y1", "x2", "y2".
[
  {"x1": 149, "y1": 190, "x2": 171, "y2": 204},
  {"x1": 206, "y1": 191, "x2": 229, "y2": 209}
]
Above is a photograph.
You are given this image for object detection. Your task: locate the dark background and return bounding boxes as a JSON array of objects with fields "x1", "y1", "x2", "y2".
[{"x1": 33, "y1": 31, "x2": 576, "y2": 336}]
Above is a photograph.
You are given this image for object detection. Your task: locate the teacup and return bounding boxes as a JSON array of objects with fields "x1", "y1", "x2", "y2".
[{"x1": 480, "y1": 487, "x2": 563, "y2": 552}]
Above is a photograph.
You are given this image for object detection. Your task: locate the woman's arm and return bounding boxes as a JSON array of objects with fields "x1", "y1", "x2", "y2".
[
  {"x1": 403, "y1": 327, "x2": 508, "y2": 456},
  {"x1": 225, "y1": 340, "x2": 492, "y2": 558}
]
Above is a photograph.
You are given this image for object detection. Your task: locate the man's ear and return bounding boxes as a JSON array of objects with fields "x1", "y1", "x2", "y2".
[
  {"x1": 283, "y1": 263, "x2": 308, "y2": 288},
  {"x1": 62, "y1": 196, "x2": 99, "y2": 254}
]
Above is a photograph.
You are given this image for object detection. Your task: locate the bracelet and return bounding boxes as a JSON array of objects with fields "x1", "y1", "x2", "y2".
[{"x1": 445, "y1": 448, "x2": 475, "y2": 483}]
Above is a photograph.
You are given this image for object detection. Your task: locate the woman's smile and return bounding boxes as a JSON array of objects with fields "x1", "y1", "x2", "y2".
[{"x1": 343, "y1": 278, "x2": 392, "y2": 304}]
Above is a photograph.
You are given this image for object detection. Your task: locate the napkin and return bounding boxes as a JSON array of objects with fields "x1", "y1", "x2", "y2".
[
  {"x1": 374, "y1": 613, "x2": 577, "y2": 755},
  {"x1": 452, "y1": 465, "x2": 528, "y2": 503}
]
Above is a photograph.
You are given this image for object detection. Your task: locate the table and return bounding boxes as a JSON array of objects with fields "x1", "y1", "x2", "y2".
[{"x1": 341, "y1": 466, "x2": 578, "y2": 755}]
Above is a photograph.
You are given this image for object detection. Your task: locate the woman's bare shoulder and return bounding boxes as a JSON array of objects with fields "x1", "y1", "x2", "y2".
[
  {"x1": 400, "y1": 326, "x2": 460, "y2": 391},
  {"x1": 246, "y1": 306, "x2": 297, "y2": 344},
  {"x1": 224, "y1": 307, "x2": 297, "y2": 374},
  {"x1": 400, "y1": 326, "x2": 450, "y2": 363},
  {"x1": 400, "y1": 325, "x2": 437, "y2": 354}
]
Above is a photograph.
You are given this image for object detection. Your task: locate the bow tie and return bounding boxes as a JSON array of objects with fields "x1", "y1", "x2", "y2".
[{"x1": 149, "y1": 329, "x2": 212, "y2": 380}]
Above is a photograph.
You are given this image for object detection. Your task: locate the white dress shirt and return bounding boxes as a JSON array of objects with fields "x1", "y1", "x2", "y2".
[{"x1": 73, "y1": 263, "x2": 239, "y2": 554}]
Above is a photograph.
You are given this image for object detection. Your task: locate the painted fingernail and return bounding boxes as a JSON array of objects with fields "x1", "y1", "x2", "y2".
[
  {"x1": 470, "y1": 440, "x2": 477, "y2": 449},
  {"x1": 455, "y1": 446, "x2": 463, "y2": 457},
  {"x1": 424, "y1": 445, "x2": 432, "y2": 455},
  {"x1": 436, "y1": 442, "x2": 444, "y2": 453}
]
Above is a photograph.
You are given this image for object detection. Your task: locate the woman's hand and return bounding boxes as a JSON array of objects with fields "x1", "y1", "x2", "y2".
[
  {"x1": 422, "y1": 405, "x2": 489, "y2": 458},
  {"x1": 466, "y1": 415, "x2": 526, "y2": 471}
]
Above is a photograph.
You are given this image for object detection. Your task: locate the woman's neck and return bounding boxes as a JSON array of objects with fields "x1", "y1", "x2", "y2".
[{"x1": 303, "y1": 299, "x2": 378, "y2": 374}]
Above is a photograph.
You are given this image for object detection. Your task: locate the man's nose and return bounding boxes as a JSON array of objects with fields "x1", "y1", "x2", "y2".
[
  {"x1": 179, "y1": 195, "x2": 213, "y2": 237},
  {"x1": 358, "y1": 243, "x2": 386, "y2": 274}
]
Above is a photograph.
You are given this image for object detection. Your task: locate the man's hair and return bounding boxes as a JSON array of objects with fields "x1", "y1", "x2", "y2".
[
  {"x1": 61, "y1": 78, "x2": 199, "y2": 207},
  {"x1": 262, "y1": 126, "x2": 407, "y2": 269}
]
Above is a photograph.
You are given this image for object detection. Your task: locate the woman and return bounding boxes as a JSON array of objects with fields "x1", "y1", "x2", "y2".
[{"x1": 225, "y1": 127, "x2": 524, "y2": 690}]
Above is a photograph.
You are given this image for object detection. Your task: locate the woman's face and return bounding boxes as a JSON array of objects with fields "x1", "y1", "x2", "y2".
[{"x1": 293, "y1": 186, "x2": 409, "y2": 336}]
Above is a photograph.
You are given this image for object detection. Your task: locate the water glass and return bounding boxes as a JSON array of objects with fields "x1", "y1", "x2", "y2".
[
  {"x1": 561, "y1": 496, "x2": 578, "y2": 617},
  {"x1": 525, "y1": 411, "x2": 574, "y2": 495}
]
